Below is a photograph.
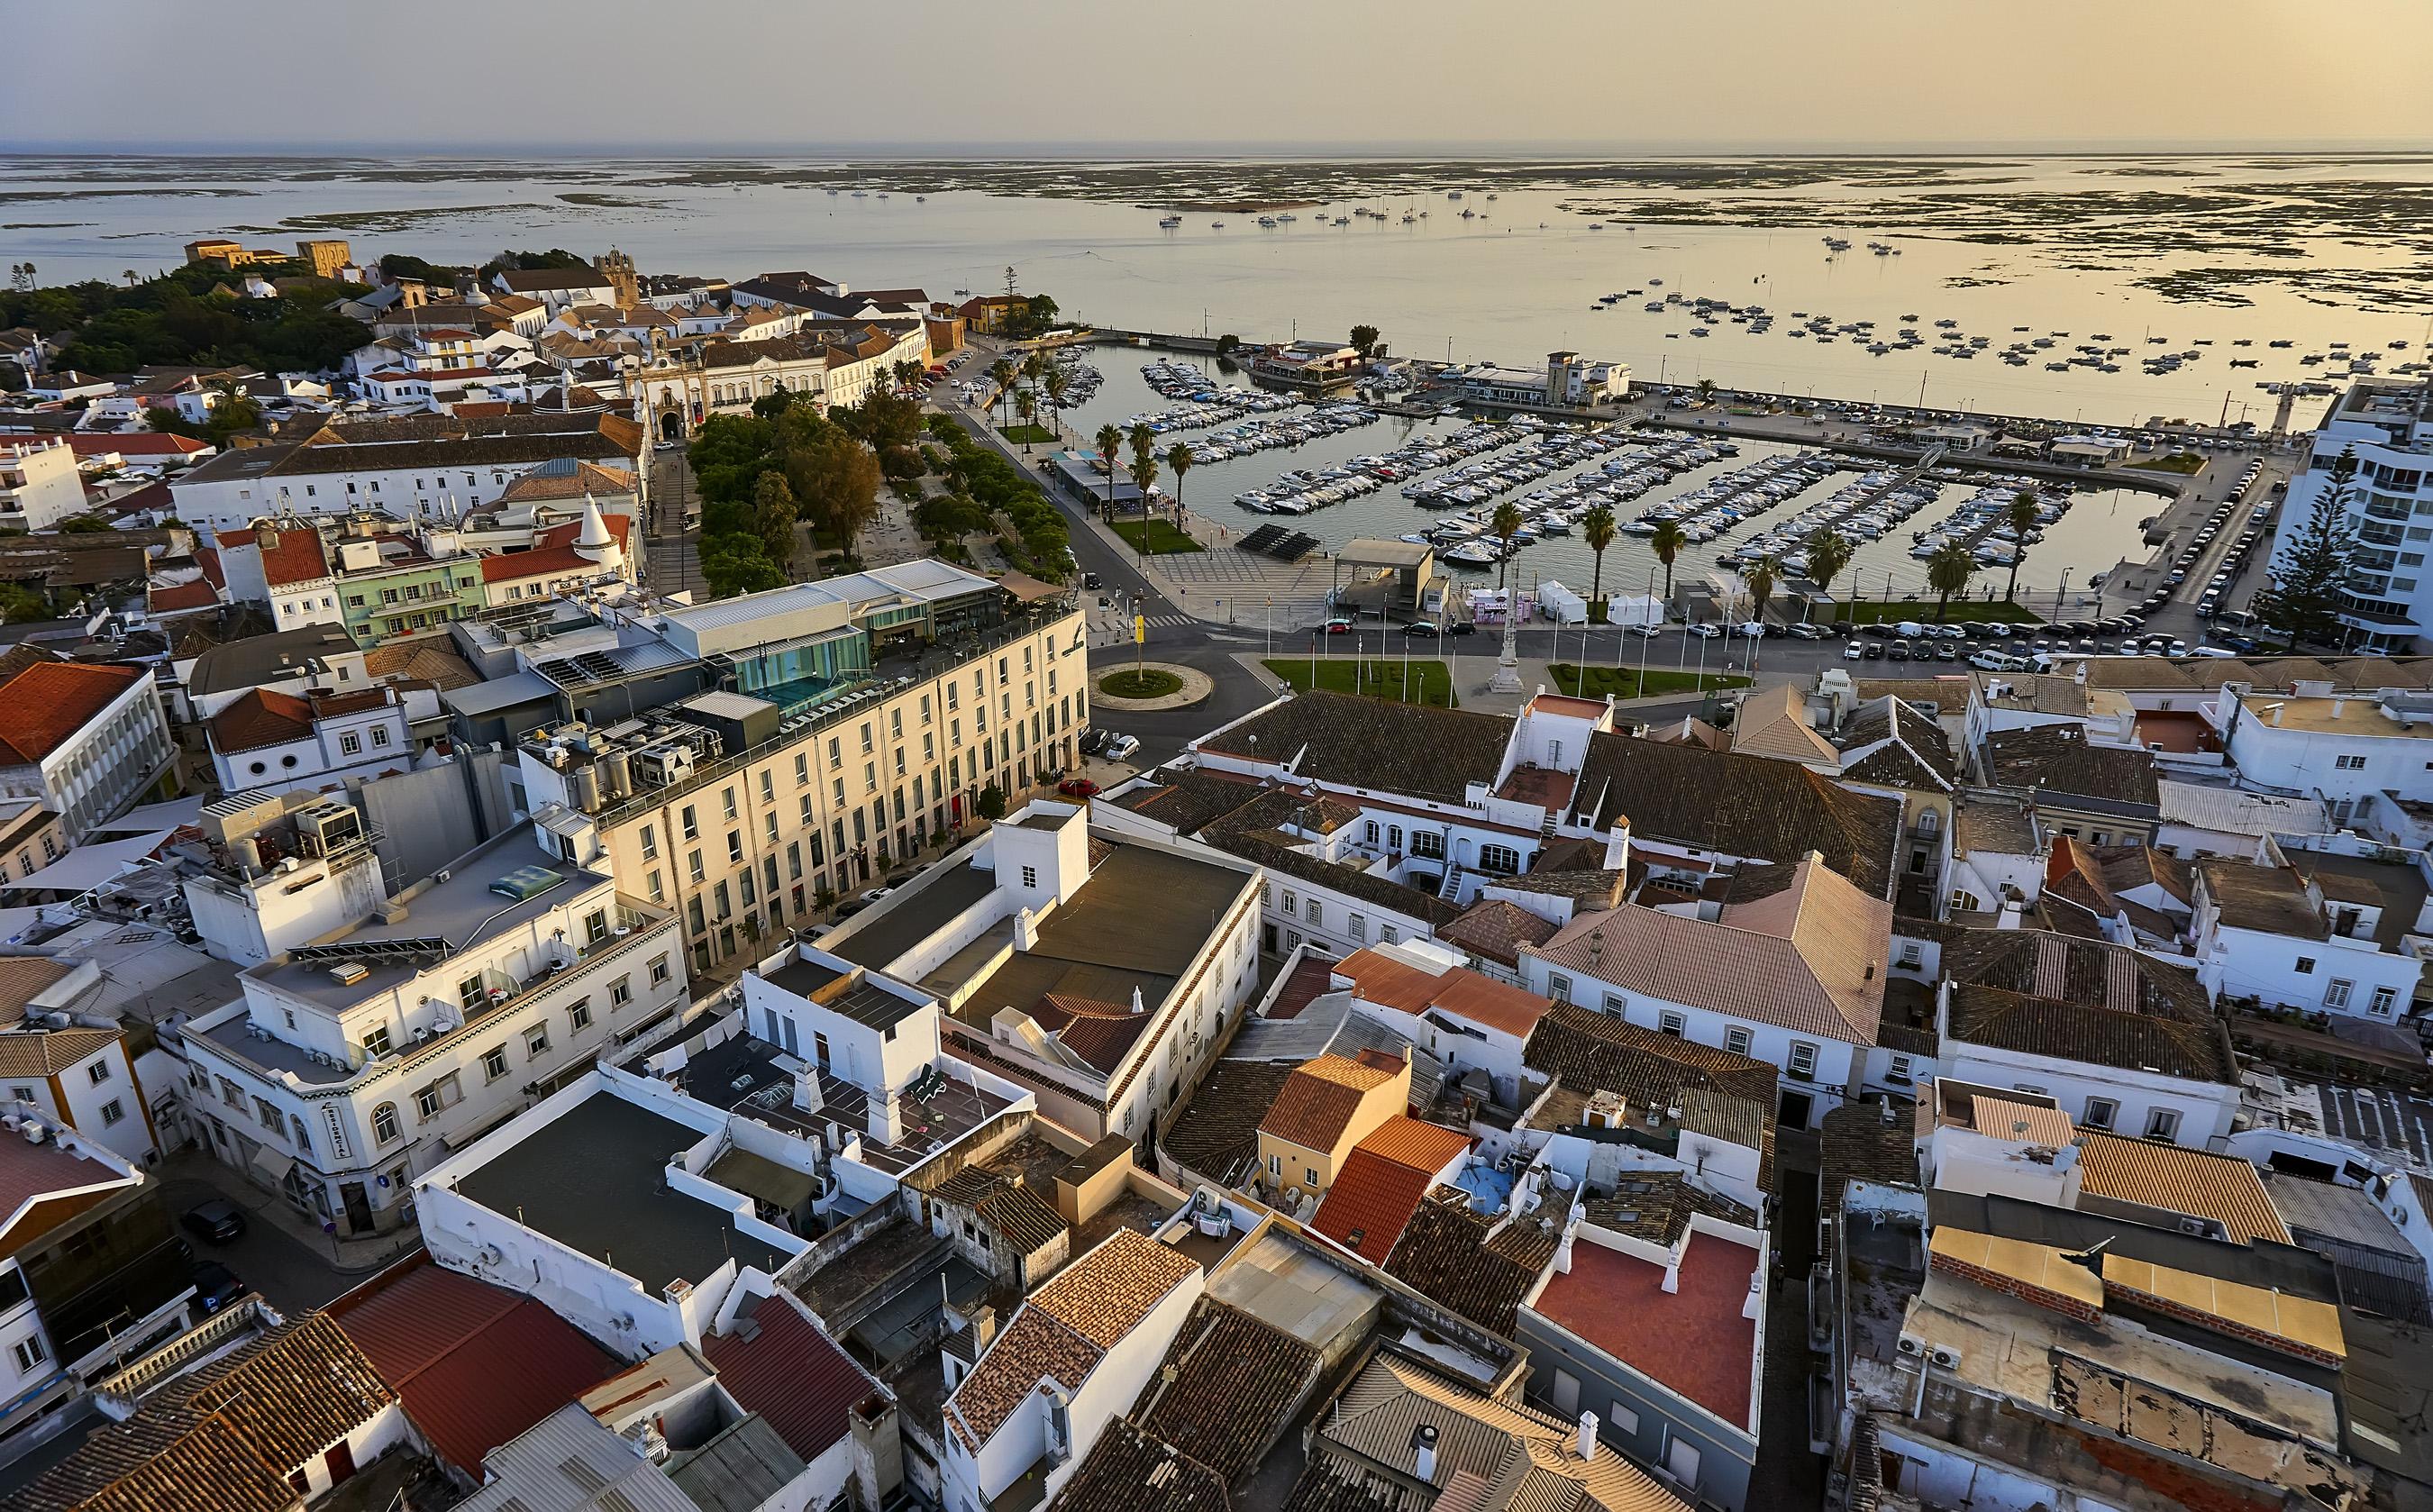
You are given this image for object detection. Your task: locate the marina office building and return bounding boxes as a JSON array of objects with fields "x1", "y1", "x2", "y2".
[
  {"x1": 2274, "y1": 379, "x2": 2433, "y2": 652},
  {"x1": 512, "y1": 561, "x2": 1089, "y2": 976}
]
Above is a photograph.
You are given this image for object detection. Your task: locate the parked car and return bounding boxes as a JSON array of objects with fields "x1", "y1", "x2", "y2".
[
  {"x1": 1322, "y1": 616, "x2": 1355, "y2": 635},
  {"x1": 1687, "y1": 623, "x2": 1722, "y2": 639},
  {"x1": 1057, "y1": 777, "x2": 1100, "y2": 797},
  {"x1": 181, "y1": 1200, "x2": 246, "y2": 1244},
  {"x1": 1102, "y1": 733, "x2": 1141, "y2": 761},
  {"x1": 1735, "y1": 622, "x2": 1767, "y2": 638},
  {"x1": 1081, "y1": 572, "x2": 1101, "y2": 590},
  {"x1": 190, "y1": 1261, "x2": 247, "y2": 1314},
  {"x1": 1785, "y1": 623, "x2": 1827, "y2": 640},
  {"x1": 1400, "y1": 621, "x2": 1441, "y2": 638},
  {"x1": 1447, "y1": 620, "x2": 1479, "y2": 636},
  {"x1": 858, "y1": 886, "x2": 895, "y2": 905},
  {"x1": 1625, "y1": 624, "x2": 1663, "y2": 639},
  {"x1": 1080, "y1": 728, "x2": 1109, "y2": 756},
  {"x1": 1843, "y1": 643, "x2": 1863, "y2": 660}
]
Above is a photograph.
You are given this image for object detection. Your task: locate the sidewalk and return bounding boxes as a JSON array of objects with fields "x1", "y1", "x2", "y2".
[
  {"x1": 158, "y1": 1150, "x2": 420, "y2": 1276},
  {"x1": 1230, "y1": 643, "x2": 1795, "y2": 718}
]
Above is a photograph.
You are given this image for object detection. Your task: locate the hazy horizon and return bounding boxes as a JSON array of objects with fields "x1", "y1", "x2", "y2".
[{"x1": 9, "y1": 1, "x2": 2431, "y2": 152}]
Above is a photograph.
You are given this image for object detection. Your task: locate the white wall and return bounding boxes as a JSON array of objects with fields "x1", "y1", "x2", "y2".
[
  {"x1": 1936, "y1": 1041, "x2": 2236, "y2": 1149},
  {"x1": 2196, "y1": 921, "x2": 2419, "y2": 1020}
]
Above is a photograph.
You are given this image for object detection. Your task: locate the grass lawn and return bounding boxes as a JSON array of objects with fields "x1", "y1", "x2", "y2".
[
  {"x1": 1109, "y1": 518, "x2": 1204, "y2": 553},
  {"x1": 998, "y1": 424, "x2": 1058, "y2": 444},
  {"x1": 1838, "y1": 598, "x2": 2043, "y2": 625},
  {"x1": 1264, "y1": 658, "x2": 1457, "y2": 708},
  {"x1": 1545, "y1": 665, "x2": 1750, "y2": 699},
  {"x1": 2128, "y1": 451, "x2": 2206, "y2": 474},
  {"x1": 1098, "y1": 668, "x2": 1183, "y2": 699}
]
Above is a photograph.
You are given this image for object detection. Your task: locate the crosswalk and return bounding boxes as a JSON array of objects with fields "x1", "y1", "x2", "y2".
[{"x1": 1138, "y1": 614, "x2": 1194, "y2": 630}]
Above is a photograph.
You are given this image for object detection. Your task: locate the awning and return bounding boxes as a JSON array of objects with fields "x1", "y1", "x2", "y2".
[{"x1": 249, "y1": 1145, "x2": 296, "y2": 1187}]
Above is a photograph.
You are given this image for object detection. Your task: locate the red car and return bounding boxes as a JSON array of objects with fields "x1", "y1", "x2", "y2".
[{"x1": 1057, "y1": 777, "x2": 1100, "y2": 798}]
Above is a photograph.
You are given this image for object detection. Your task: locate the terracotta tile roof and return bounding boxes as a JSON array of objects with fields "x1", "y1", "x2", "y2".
[
  {"x1": 497, "y1": 459, "x2": 640, "y2": 504},
  {"x1": 361, "y1": 639, "x2": 481, "y2": 691},
  {"x1": 479, "y1": 542, "x2": 601, "y2": 583},
  {"x1": 1524, "y1": 1002, "x2": 1781, "y2": 1110},
  {"x1": 326, "y1": 1252, "x2": 617, "y2": 1477},
  {"x1": 145, "y1": 579, "x2": 218, "y2": 614},
  {"x1": 1308, "y1": 1117, "x2": 1474, "y2": 1262},
  {"x1": 208, "y1": 686, "x2": 314, "y2": 754},
  {"x1": 1048, "y1": 1418, "x2": 1232, "y2": 1512},
  {"x1": 1382, "y1": 1186, "x2": 1562, "y2": 1336},
  {"x1": 256, "y1": 526, "x2": 330, "y2": 587},
  {"x1": 1031, "y1": 1228, "x2": 1201, "y2": 1348},
  {"x1": 1585, "y1": 1170, "x2": 1758, "y2": 1245},
  {"x1": 1819, "y1": 1096, "x2": 1920, "y2": 1212},
  {"x1": 949, "y1": 1229, "x2": 1199, "y2": 1450},
  {"x1": 1730, "y1": 682, "x2": 1843, "y2": 765},
  {"x1": 1260, "y1": 1053, "x2": 1397, "y2": 1152},
  {"x1": 1437, "y1": 897, "x2": 1559, "y2": 968},
  {"x1": 1199, "y1": 692, "x2": 1514, "y2": 804},
  {"x1": 2195, "y1": 860, "x2": 2328, "y2": 939},
  {"x1": 1160, "y1": 1060, "x2": 1293, "y2": 1185},
  {"x1": 23, "y1": 1316, "x2": 396, "y2": 1512},
  {"x1": 1309, "y1": 1351, "x2": 1690, "y2": 1512},
  {"x1": 1266, "y1": 952, "x2": 1342, "y2": 1021},
  {"x1": 1946, "y1": 983, "x2": 2237, "y2": 1085},
  {"x1": 698, "y1": 1292, "x2": 875, "y2": 1464},
  {"x1": 1573, "y1": 728, "x2": 1903, "y2": 897},
  {"x1": 1938, "y1": 925, "x2": 2210, "y2": 1019},
  {"x1": 2077, "y1": 1133, "x2": 2290, "y2": 1245},
  {"x1": 1134, "y1": 1297, "x2": 1322, "y2": 1481},
  {"x1": 1528, "y1": 854, "x2": 1891, "y2": 1045},
  {"x1": 0, "y1": 662, "x2": 145, "y2": 766},
  {"x1": 0, "y1": 1024, "x2": 120, "y2": 1078},
  {"x1": 1027, "y1": 993, "x2": 1153, "y2": 1075},
  {"x1": 1983, "y1": 725, "x2": 2160, "y2": 814},
  {"x1": 1333, "y1": 947, "x2": 1553, "y2": 1040},
  {"x1": 0, "y1": 1133, "x2": 130, "y2": 1258},
  {"x1": 1837, "y1": 695, "x2": 1959, "y2": 791},
  {"x1": 0, "y1": 956, "x2": 74, "y2": 1021}
]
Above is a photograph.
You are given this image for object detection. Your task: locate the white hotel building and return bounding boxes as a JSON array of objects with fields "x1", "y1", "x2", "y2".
[{"x1": 2270, "y1": 379, "x2": 2433, "y2": 652}]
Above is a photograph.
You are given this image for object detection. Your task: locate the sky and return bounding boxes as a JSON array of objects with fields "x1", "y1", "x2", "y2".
[{"x1": 9, "y1": 1, "x2": 2433, "y2": 153}]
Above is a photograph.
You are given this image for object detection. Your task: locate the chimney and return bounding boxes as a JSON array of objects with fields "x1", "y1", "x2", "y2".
[
  {"x1": 1578, "y1": 1410, "x2": 1599, "y2": 1462},
  {"x1": 1012, "y1": 907, "x2": 1038, "y2": 953},
  {"x1": 1130, "y1": 985, "x2": 1145, "y2": 1015},
  {"x1": 1412, "y1": 1425, "x2": 1439, "y2": 1484}
]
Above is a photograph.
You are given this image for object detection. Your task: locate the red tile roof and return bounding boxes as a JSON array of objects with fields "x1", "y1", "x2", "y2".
[
  {"x1": 1529, "y1": 1231, "x2": 1760, "y2": 1430},
  {"x1": 195, "y1": 545, "x2": 226, "y2": 590},
  {"x1": 0, "y1": 1133, "x2": 132, "y2": 1257},
  {"x1": 326, "y1": 1253, "x2": 617, "y2": 1477},
  {"x1": 147, "y1": 579, "x2": 218, "y2": 613},
  {"x1": 0, "y1": 662, "x2": 146, "y2": 764},
  {"x1": 67, "y1": 433, "x2": 210, "y2": 458},
  {"x1": 1265, "y1": 952, "x2": 1340, "y2": 1021},
  {"x1": 209, "y1": 687, "x2": 314, "y2": 754},
  {"x1": 479, "y1": 542, "x2": 596, "y2": 583},
  {"x1": 699, "y1": 1292, "x2": 875, "y2": 1463},
  {"x1": 1333, "y1": 947, "x2": 1553, "y2": 1040},
  {"x1": 259, "y1": 526, "x2": 330, "y2": 587},
  {"x1": 1308, "y1": 1116, "x2": 1475, "y2": 1262}
]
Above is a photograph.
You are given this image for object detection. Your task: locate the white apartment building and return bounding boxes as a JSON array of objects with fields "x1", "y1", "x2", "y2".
[
  {"x1": 2210, "y1": 684, "x2": 2433, "y2": 820},
  {"x1": 0, "y1": 996, "x2": 159, "y2": 1166},
  {"x1": 0, "y1": 661, "x2": 177, "y2": 844},
  {"x1": 515, "y1": 562, "x2": 1088, "y2": 977},
  {"x1": 2268, "y1": 379, "x2": 2433, "y2": 651},
  {"x1": 2189, "y1": 856, "x2": 2425, "y2": 1021},
  {"x1": 177, "y1": 821, "x2": 690, "y2": 1238},
  {"x1": 1935, "y1": 980, "x2": 2242, "y2": 1149},
  {"x1": 0, "y1": 437, "x2": 86, "y2": 532}
]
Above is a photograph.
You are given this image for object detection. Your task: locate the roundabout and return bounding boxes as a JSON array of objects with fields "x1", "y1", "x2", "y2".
[{"x1": 1093, "y1": 661, "x2": 1212, "y2": 711}]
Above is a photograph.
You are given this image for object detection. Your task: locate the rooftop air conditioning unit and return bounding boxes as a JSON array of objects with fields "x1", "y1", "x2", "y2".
[
  {"x1": 1896, "y1": 1332, "x2": 1926, "y2": 1357},
  {"x1": 328, "y1": 961, "x2": 369, "y2": 987},
  {"x1": 1928, "y1": 1344, "x2": 1962, "y2": 1369}
]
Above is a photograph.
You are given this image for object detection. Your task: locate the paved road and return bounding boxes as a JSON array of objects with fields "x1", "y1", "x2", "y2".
[
  {"x1": 158, "y1": 1165, "x2": 361, "y2": 1313},
  {"x1": 646, "y1": 444, "x2": 705, "y2": 597}
]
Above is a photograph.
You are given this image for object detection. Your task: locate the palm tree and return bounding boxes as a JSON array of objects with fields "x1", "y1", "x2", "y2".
[
  {"x1": 1013, "y1": 388, "x2": 1039, "y2": 452},
  {"x1": 988, "y1": 358, "x2": 1016, "y2": 428},
  {"x1": 123, "y1": 269, "x2": 138, "y2": 287},
  {"x1": 1165, "y1": 442, "x2": 1194, "y2": 524},
  {"x1": 1581, "y1": 504, "x2": 1617, "y2": 616},
  {"x1": 1127, "y1": 452, "x2": 1159, "y2": 566},
  {"x1": 2002, "y1": 487, "x2": 2039, "y2": 603},
  {"x1": 1042, "y1": 365, "x2": 1070, "y2": 440},
  {"x1": 1694, "y1": 378, "x2": 1718, "y2": 407},
  {"x1": 1021, "y1": 350, "x2": 1047, "y2": 388},
  {"x1": 1127, "y1": 422, "x2": 1155, "y2": 475},
  {"x1": 1804, "y1": 527, "x2": 1854, "y2": 615},
  {"x1": 1745, "y1": 555, "x2": 1780, "y2": 631},
  {"x1": 1094, "y1": 424, "x2": 1123, "y2": 519},
  {"x1": 1927, "y1": 540, "x2": 1976, "y2": 621},
  {"x1": 1649, "y1": 518, "x2": 1687, "y2": 606},
  {"x1": 1490, "y1": 500, "x2": 1524, "y2": 597}
]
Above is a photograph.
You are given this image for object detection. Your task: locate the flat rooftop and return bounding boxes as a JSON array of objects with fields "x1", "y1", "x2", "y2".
[
  {"x1": 1204, "y1": 1228, "x2": 1381, "y2": 1354},
  {"x1": 652, "y1": 1025, "x2": 1012, "y2": 1178},
  {"x1": 2249, "y1": 695, "x2": 2433, "y2": 740},
  {"x1": 451, "y1": 1090, "x2": 789, "y2": 1293},
  {"x1": 828, "y1": 861, "x2": 998, "y2": 976},
  {"x1": 950, "y1": 842, "x2": 1249, "y2": 1028},
  {"x1": 762, "y1": 956, "x2": 926, "y2": 1032},
  {"x1": 1530, "y1": 1232, "x2": 1760, "y2": 1432},
  {"x1": 249, "y1": 829, "x2": 612, "y2": 1011}
]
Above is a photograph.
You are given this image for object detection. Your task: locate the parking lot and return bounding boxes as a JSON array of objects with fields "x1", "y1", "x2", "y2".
[{"x1": 2318, "y1": 1083, "x2": 2433, "y2": 1172}]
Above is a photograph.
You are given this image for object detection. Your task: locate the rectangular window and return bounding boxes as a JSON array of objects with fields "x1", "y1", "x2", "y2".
[
  {"x1": 2335, "y1": 754, "x2": 2368, "y2": 770},
  {"x1": 14, "y1": 1336, "x2": 47, "y2": 1371},
  {"x1": 2370, "y1": 985, "x2": 2399, "y2": 1016},
  {"x1": 370, "y1": 726, "x2": 391, "y2": 748},
  {"x1": 650, "y1": 954, "x2": 671, "y2": 986},
  {"x1": 1788, "y1": 1042, "x2": 1818, "y2": 1079},
  {"x1": 100, "y1": 1098, "x2": 124, "y2": 1125},
  {"x1": 361, "y1": 1025, "x2": 392, "y2": 1057},
  {"x1": 610, "y1": 977, "x2": 632, "y2": 1007},
  {"x1": 525, "y1": 1025, "x2": 551, "y2": 1059},
  {"x1": 339, "y1": 731, "x2": 362, "y2": 756},
  {"x1": 1660, "y1": 1011, "x2": 1686, "y2": 1037},
  {"x1": 2144, "y1": 1107, "x2": 2181, "y2": 1141},
  {"x1": 2324, "y1": 979, "x2": 2354, "y2": 1008},
  {"x1": 570, "y1": 1001, "x2": 593, "y2": 1033},
  {"x1": 1725, "y1": 1026, "x2": 1753, "y2": 1056},
  {"x1": 722, "y1": 788, "x2": 737, "y2": 821},
  {"x1": 2082, "y1": 1097, "x2": 2118, "y2": 1131},
  {"x1": 1021, "y1": 864, "x2": 1038, "y2": 888},
  {"x1": 688, "y1": 850, "x2": 706, "y2": 884},
  {"x1": 681, "y1": 805, "x2": 698, "y2": 841},
  {"x1": 641, "y1": 824, "x2": 658, "y2": 859},
  {"x1": 483, "y1": 1044, "x2": 508, "y2": 1081},
  {"x1": 87, "y1": 1061, "x2": 111, "y2": 1087},
  {"x1": 1608, "y1": 1402, "x2": 1639, "y2": 1436},
  {"x1": 1548, "y1": 974, "x2": 1572, "y2": 1003},
  {"x1": 2295, "y1": 956, "x2": 2316, "y2": 975}
]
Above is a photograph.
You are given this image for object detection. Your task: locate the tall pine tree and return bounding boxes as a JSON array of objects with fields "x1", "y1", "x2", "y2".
[{"x1": 2255, "y1": 445, "x2": 2361, "y2": 651}]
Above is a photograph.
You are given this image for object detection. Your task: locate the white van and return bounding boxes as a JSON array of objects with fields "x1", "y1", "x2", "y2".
[{"x1": 1894, "y1": 620, "x2": 1927, "y2": 639}]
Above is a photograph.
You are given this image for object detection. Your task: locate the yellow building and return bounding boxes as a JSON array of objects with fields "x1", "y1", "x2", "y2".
[
  {"x1": 1256, "y1": 1052, "x2": 1412, "y2": 1204},
  {"x1": 296, "y1": 240, "x2": 352, "y2": 279}
]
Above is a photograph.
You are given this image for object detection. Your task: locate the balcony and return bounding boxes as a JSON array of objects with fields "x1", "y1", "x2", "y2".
[{"x1": 2363, "y1": 499, "x2": 2413, "y2": 524}]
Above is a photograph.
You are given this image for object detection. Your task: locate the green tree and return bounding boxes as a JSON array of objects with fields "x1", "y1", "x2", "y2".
[
  {"x1": 1013, "y1": 387, "x2": 1039, "y2": 451},
  {"x1": 1803, "y1": 528, "x2": 1854, "y2": 616},
  {"x1": 1649, "y1": 518, "x2": 1687, "y2": 605},
  {"x1": 1164, "y1": 442, "x2": 1193, "y2": 524},
  {"x1": 1126, "y1": 451, "x2": 1159, "y2": 567},
  {"x1": 1021, "y1": 350, "x2": 1047, "y2": 389},
  {"x1": 790, "y1": 430, "x2": 884, "y2": 560},
  {"x1": 1581, "y1": 504, "x2": 1617, "y2": 614},
  {"x1": 1127, "y1": 423, "x2": 1154, "y2": 478},
  {"x1": 2255, "y1": 447, "x2": 2362, "y2": 651},
  {"x1": 753, "y1": 472, "x2": 798, "y2": 574},
  {"x1": 1694, "y1": 378, "x2": 1718, "y2": 406},
  {"x1": 1042, "y1": 364, "x2": 1070, "y2": 438},
  {"x1": 1927, "y1": 540, "x2": 1976, "y2": 621},
  {"x1": 1491, "y1": 500, "x2": 1524, "y2": 596},
  {"x1": 2003, "y1": 487, "x2": 2040, "y2": 602},
  {"x1": 688, "y1": 413, "x2": 779, "y2": 505},
  {"x1": 975, "y1": 783, "x2": 1007, "y2": 822},
  {"x1": 1744, "y1": 555, "x2": 1779, "y2": 629},
  {"x1": 1215, "y1": 333, "x2": 1239, "y2": 356},
  {"x1": 1094, "y1": 424, "x2": 1124, "y2": 519},
  {"x1": 915, "y1": 492, "x2": 991, "y2": 542},
  {"x1": 987, "y1": 358, "x2": 1017, "y2": 427},
  {"x1": 1349, "y1": 323, "x2": 1381, "y2": 361},
  {"x1": 699, "y1": 534, "x2": 784, "y2": 598}
]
